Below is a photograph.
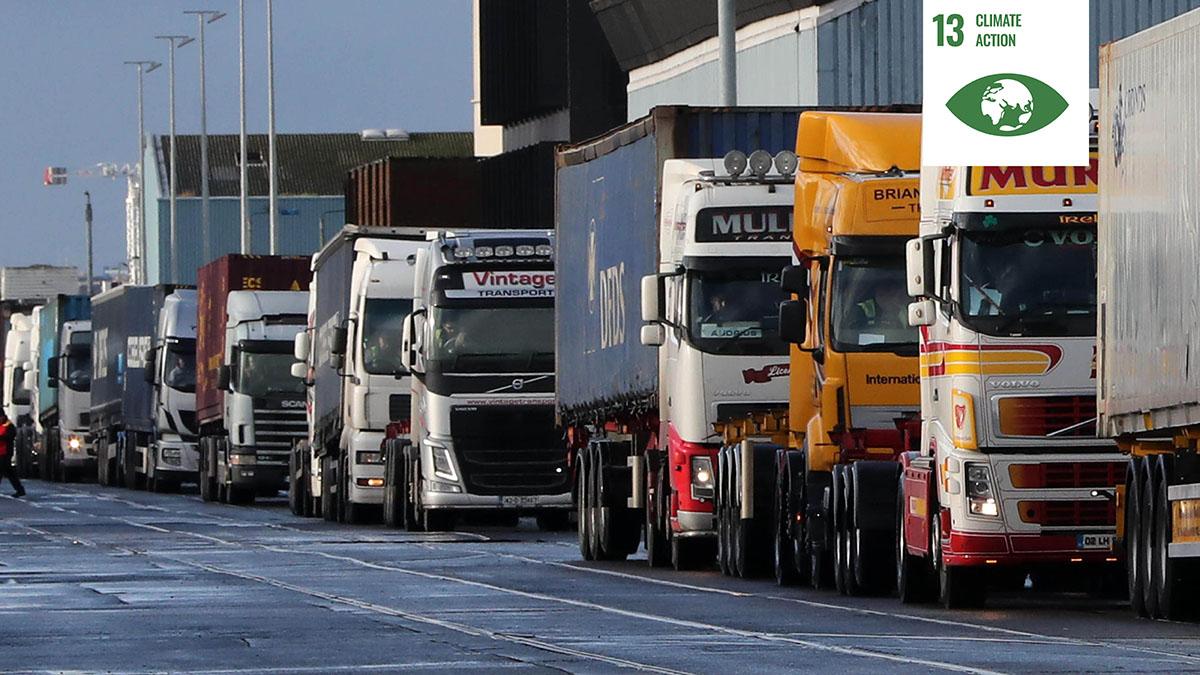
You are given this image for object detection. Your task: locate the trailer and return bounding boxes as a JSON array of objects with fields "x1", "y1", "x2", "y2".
[{"x1": 1099, "y1": 6, "x2": 1200, "y2": 620}]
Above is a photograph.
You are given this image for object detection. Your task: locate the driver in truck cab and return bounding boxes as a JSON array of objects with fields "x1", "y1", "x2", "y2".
[{"x1": 844, "y1": 280, "x2": 911, "y2": 345}]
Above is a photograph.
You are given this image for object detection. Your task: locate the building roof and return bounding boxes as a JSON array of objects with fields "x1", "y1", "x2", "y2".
[
  {"x1": 156, "y1": 132, "x2": 474, "y2": 197},
  {"x1": 590, "y1": 0, "x2": 835, "y2": 71}
]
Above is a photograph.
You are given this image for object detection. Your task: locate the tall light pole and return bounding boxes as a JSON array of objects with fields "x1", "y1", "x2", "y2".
[
  {"x1": 155, "y1": 34, "x2": 194, "y2": 284},
  {"x1": 718, "y1": 0, "x2": 738, "y2": 106},
  {"x1": 238, "y1": 0, "x2": 250, "y2": 254},
  {"x1": 185, "y1": 10, "x2": 226, "y2": 268},
  {"x1": 83, "y1": 192, "x2": 93, "y2": 295},
  {"x1": 267, "y1": 0, "x2": 279, "y2": 254},
  {"x1": 122, "y1": 59, "x2": 161, "y2": 285}
]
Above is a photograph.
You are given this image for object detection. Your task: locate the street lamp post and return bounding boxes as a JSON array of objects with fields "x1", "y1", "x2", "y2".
[
  {"x1": 267, "y1": 0, "x2": 279, "y2": 254},
  {"x1": 122, "y1": 59, "x2": 161, "y2": 285},
  {"x1": 239, "y1": 0, "x2": 250, "y2": 254},
  {"x1": 318, "y1": 209, "x2": 345, "y2": 246},
  {"x1": 155, "y1": 34, "x2": 194, "y2": 284},
  {"x1": 184, "y1": 10, "x2": 226, "y2": 268},
  {"x1": 84, "y1": 191, "x2": 93, "y2": 295}
]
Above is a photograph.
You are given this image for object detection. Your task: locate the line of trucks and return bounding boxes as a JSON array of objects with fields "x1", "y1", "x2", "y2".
[{"x1": 12, "y1": 7, "x2": 1200, "y2": 619}]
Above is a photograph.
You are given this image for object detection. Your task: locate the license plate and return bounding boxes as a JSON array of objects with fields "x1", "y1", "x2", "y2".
[
  {"x1": 1077, "y1": 534, "x2": 1114, "y2": 550},
  {"x1": 501, "y1": 495, "x2": 540, "y2": 508}
]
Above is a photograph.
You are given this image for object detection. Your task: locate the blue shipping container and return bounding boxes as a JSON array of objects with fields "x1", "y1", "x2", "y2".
[{"x1": 554, "y1": 106, "x2": 806, "y2": 420}]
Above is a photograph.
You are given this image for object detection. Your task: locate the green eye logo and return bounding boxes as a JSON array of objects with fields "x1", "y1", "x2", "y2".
[{"x1": 946, "y1": 73, "x2": 1069, "y2": 137}]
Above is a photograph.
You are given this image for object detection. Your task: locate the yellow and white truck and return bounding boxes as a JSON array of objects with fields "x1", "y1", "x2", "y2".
[{"x1": 902, "y1": 147, "x2": 1126, "y2": 607}]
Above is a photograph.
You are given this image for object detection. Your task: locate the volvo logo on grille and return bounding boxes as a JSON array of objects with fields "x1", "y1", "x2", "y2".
[{"x1": 511, "y1": 378, "x2": 525, "y2": 391}]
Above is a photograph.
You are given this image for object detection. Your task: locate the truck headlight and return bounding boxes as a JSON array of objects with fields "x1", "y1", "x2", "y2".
[
  {"x1": 966, "y1": 462, "x2": 999, "y2": 517},
  {"x1": 430, "y1": 445, "x2": 458, "y2": 481},
  {"x1": 356, "y1": 451, "x2": 383, "y2": 465},
  {"x1": 161, "y1": 447, "x2": 182, "y2": 459},
  {"x1": 67, "y1": 436, "x2": 82, "y2": 450},
  {"x1": 690, "y1": 455, "x2": 715, "y2": 500},
  {"x1": 229, "y1": 453, "x2": 256, "y2": 466}
]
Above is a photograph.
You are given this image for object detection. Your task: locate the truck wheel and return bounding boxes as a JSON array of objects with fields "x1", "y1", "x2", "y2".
[
  {"x1": 340, "y1": 454, "x2": 364, "y2": 525},
  {"x1": 321, "y1": 455, "x2": 338, "y2": 522},
  {"x1": 773, "y1": 457, "x2": 801, "y2": 586},
  {"x1": 199, "y1": 446, "x2": 213, "y2": 502},
  {"x1": 645, "y1": 453, "x2": 670, "y2": 567},
  {"x1": 122, "y1": 439, "x2": 138, "y2": 490},
  {"x1": 289, "y1": 446, "x2": 306, "y2": 517},
  {"x1": 401, "y1": 446, "x2": 423, "y2": 532},
  {"x1": 832, "y1": 466, "x2": 848, "y2": 594},
  {"x1": 1140, "y1": 465, "x2": 1160, "y2": 618},
  {"x1": 716, "y1": 447, "x2": 731, "y2": 575},
  {"x1": 381, "y1": 443, "x2": 399, "y2": 528},
  {"x1": 935, "y1": 510, "x2": 986, "y2": 609},
  {"x1": 301, "y1": 455, "x2": 315, "y2": 518},
  {"x1": 592, "y1": 446, "x2": 630, "y2": 561},
  {"x1": 1153, "y1": 457, "x2": 1190, "y2": 620},
  {"x1": 577, "y1": 451, "x2": 595, "y2": 560},
  {"x1": 896, "y1": 473, "x2": 932, "y2": 603},
  {"x1": 1126, "y1": 457, "x2": 1146, "y2": 617}
]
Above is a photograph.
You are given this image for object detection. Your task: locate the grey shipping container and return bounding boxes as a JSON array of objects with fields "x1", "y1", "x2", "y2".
[
  {"x1": 90, "y1": 285, "x2": 184, "y2": 437},
  {"x1": 555, "y1": 106, "x2": 804, "y2": 421}
]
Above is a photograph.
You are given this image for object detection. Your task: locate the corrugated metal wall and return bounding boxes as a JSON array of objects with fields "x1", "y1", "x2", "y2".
[{"x1": 816, "y1": 0, "x2": 1200, "y2": 106}]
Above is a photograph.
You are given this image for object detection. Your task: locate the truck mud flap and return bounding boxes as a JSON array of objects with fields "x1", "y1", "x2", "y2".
[{"x1": 850, "y1": 461, "x2": 901, "y2": 532}]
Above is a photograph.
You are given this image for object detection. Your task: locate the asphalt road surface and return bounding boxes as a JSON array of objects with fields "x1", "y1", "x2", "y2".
[{"x1": 3, "y1": 480, "x2": 1200, "y2": 674}]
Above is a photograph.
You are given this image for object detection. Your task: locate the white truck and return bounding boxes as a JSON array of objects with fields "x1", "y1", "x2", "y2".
[
  {"x1": 290, "y1": 226, "x2": 427, "y2": 524},
  {"x1": 33, "y1": 294, "x2": 93, "y2": 482},
  {"x1": 4, "y1": 312, "x2": 35, "y2": 476},
  {"x1": 901, "y1": 148, "x2": 1126, "y2": 608},
  {"x1": 388, "y1": 230, "x2": 566, "y2": 531},
  {"x1": 1098, "y1": 7, "x2": 1200, "y2": 620},
  {"x1": 196, "y1": 255, "x2": 311, "y2": 504}
]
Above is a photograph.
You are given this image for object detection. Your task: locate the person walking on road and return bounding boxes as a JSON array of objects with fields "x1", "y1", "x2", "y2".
[{"x1": 0, "y1": 412, "x2": 26, "y2": 497}]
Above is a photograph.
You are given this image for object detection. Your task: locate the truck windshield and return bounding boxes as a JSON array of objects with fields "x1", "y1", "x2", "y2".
[
  {"x1": 959, "y1": 225, "x2": 1097, "y2": 337},
  {"x1": 164, "y1": 345, "x2": 196, "y2": 393},
  {"x1": 237, "y1": 351, "x2": 305, "y2": 397},
  {"x1": 11, "y1": 366, "x2": 30, "y2": 405},
  {"x1": 687, "y1": 267, "x2": 789, "y2": 356},
  {"x1": 427, "y1": 306, "x2": 554, "y2": 373},
  {"x1": 65, "y1": 345, "x2": 91, "y2": 392},
  {"x1": 362, "y1": 298, "x2": 413, "y2": 375},
  {"x1": 830, "y1": 257, "x2": 917, "y2": 354}
]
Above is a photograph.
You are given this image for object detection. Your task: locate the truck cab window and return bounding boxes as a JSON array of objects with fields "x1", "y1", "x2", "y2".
[
  {"x1": 11, "y1": 366, "x2": 30, "y2": 405},
  {"x1": 237, "y1": 350, "x2": 305, "y2": 397},
  {"x1": 830, "y1": 257, "x2": 916, "y2": 353},
  {"x1": 427, "y1": 306, "x2": 554, "y2": 373},
  {"x1": 64, "y1": 331, "x2": 92, "y2": 392},
  {"x1": 164, "y1": 345, "x2": 196, "y2": 393},
  {"x1": 686, "y1": 266, "x2": 789, "y2": 356},
  {"x1": 361, "y1": 298, "x2": 413, "y2": 375}
]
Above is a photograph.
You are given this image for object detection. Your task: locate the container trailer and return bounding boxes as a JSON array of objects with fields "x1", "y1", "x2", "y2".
[
  {"x1": 196, "y1": 255, "x2": 311, "y2": 504},
  {"x1": 1099, "y1": 6, "x2": 1200, "y2": 620}
]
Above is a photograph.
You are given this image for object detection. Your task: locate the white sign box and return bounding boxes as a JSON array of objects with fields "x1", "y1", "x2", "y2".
[{"x1": 922, "y1": 0, "x2": 1091, "y2": 166}]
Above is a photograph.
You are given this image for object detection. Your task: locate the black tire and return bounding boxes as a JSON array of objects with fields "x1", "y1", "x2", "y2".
[
  {"x1": 1141, "y1": 466, "x2": 1159, "y2": 619},
  {"x1": 536, "y1": 511, "x2": 571, "y2": 532},
  {"x1": 382, "y1": 444, "x2": 401, "y2": 528},
  {"x1": 645, "y1": 452, "x2": 671, "y2": 568},
  {"x1": 320, "y1": 455, "x2": 338, "y2": 522},
  {"x1": 592, "y1": 445, "x2": 632, "y2": 561},
  {"x1": 1126, "y1": 458, "x2": 1147, "y2": 617},
  {"x1": 716, "y1": 448, "x2": 731, "y2": 576},
  {"x1": 289, "y1": 446, "x2": 306, "y2": 517},
  {"x1": 773, "y1": 452, "x2": 803, "y2": 586},
  {"x1": 896, "y1": 474, "x2": 932, "y2": 604},
  {"x1": 832, "y1": 465, "x2": 849, "y2": 594},
  {"x1": 123, "y1": 440, "x2": 139, "y2": 490},
  {"x1": 577, "y1": 451, "x2": 595, "y2": 560},
  {"x1": 936, "y1": 511, "x2": 986, "y2": 609},
  {"x1": 401, "y1": 446, "x2": 422, "y2": 532},
  {"x1": 339, "y1": 454, "x2": 364, "y2": 525},
  {"x1": 1153, "y1": 457, "x2": 1188, "y2": 620},
  {"x1": 301, "y1": 454, "x2": 314, "y2": 518},
  {"x1": 199, "y1": 444, "x2": 215, "y2": 503}
]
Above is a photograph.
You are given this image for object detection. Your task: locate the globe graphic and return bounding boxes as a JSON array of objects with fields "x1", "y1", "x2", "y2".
[{"x1": 980, "y1": 79, "x2": 1035, "y2": 132}]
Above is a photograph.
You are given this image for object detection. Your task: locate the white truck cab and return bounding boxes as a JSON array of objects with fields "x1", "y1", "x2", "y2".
[{"x1": 151, "y1": 289, "x2": 199, "y2": 480}]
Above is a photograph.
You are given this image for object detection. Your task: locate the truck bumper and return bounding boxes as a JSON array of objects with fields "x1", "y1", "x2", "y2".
[
  {"x1": 422, "y1": 487, "x2": 573, "y2": 511},
  {"x1": 346, "y1": 431, "x2": 385, "y2": 505},
  {"x1": 675, "y1": 509, "x2": 715, "y2": 534},
  {"x1": 944, "y1": 531, "x2": 1122, "y2": 567},
  {"x1": 60, "y1": 436, "x2": 94, "y2": 469},
  {"x1": 154, "y1": 440, "x2": 199, "y2": 475}
]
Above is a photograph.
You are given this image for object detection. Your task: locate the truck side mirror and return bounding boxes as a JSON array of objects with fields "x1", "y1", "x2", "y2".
[
  {"x1": 294, "y1": 331, "x2": 311, "y2": 361},
  {"x1": 640, "y1": 274, "x2": 662, "y2": 323},
  {"x1": 290, "y1": 361, "x2": 310, "y2": 383},
  {"x1": 640, "y1": 324, "x2": 665, "y2": 347},
  {"x1": 143, "y1": 347, "x2": 157, "y2": 384},
  {"x1": 47, "y1": 356, "x2": 60, "y2": 385},
  {"x1": 400, "y1": 311, "x2": 424, "y2": 375},
  {"x1": 330, "y1": 326, "x2": 348, "y2": 356},
  {"x1": 22, "y1": 367, "x2": 35, "y2": 392},
  {"x1": 778, "y1": 300, "x2": 808, "y2": 344},
  {"x1": 906, "y1": 237, "x2": 938, "y2": 298},
  {"x1": 780, "y1": 265, "x2": 808, "y2": 295},
  {"x1": 217, "y1": 364, "x2": 231, "y2": 391},
  {"x1": 908, "y1": 300, "x2": 936, "y2": 327}
]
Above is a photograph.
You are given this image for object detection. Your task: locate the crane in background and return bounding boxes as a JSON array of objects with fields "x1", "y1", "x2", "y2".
[{"x1": 43, "y1": 163, "x2": 142, "y2": 291}]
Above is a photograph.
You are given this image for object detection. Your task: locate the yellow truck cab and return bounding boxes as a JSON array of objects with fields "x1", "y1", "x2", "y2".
[
  {"x1": 901, "y1": 144, "x2": 1126, "y2": 608},
  {"x1": 714, "y1": 112, "x2": 922, "y2": 591}
]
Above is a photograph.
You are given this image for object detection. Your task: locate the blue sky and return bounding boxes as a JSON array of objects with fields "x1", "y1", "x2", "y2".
[{"x1": 0, "y1": 0, "x2": 472, "y2": 272}]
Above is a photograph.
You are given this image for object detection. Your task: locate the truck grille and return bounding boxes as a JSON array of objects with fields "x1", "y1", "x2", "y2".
[
  {"x1": 1017, "y1": 500, "x2": 1115, "y2": 528},
  {"x1": 449, "y1": 405, "x2": 567, "y2": 496},
  {"x1": 997, "y1": 395, "x2": 1096, "y2": 437},
  {"x1": 253, "y1": 405, "x2": 306, "y2": 465},
  {"x1": 1008, "y1": 461, "x2": 1126, "y2": 489}
]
